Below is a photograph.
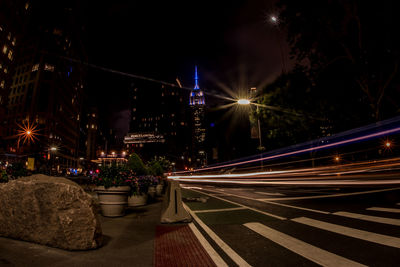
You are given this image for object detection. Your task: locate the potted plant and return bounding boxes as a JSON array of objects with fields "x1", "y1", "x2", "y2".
[
  {"x1": 92, "y1": 164, "x2": 131, "y2": 217},
  {"x1": 147, "y1": 156, "x2": 171, "y2": 196},
  {"x1": 127, "y1": 175, "x2": 150, "y2": 207},
  {"x1": 147, "y1": 176, "x2": 158, "y2": 199}
]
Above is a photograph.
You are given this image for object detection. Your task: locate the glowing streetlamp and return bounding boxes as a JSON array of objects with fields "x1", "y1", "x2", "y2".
[
  {"x1": 237, "y1": 99, "x2": 251, "y2": 105},
  {"x1": 16, "y1": 120, "x2": 39, "y2": 147},
  {"x1": 270, "y1": 15, "x2": 278, "y2": 24},
  {"x1": 236, "y1": 97, "x2": 264, "y2": 151}
]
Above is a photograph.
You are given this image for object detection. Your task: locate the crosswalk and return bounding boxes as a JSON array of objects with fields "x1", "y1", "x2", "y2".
[
  {"x1": 184, "y1": 190, "x2": 400, "y2": 266},
  {"x1": 244, "y1": 222, "x2": 367, "y2": 267}
]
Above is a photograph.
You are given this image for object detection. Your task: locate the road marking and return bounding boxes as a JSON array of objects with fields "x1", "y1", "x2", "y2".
[
  {"x1": 183, "y1": 203, "x2": 251, "y2": 267},
  {"x1": 292, "y1": 217, "x2": 400, "y2": 249},
  {"x1": 264, "y1": 201, "x2": 330, "y2": 214},
  {"x1": 198, "y1": 187, "x2": 329, "y2": 215},
  {"x1": 244, "y1": 222, "x2": 366, "y2": 267},
  {"x1": 188, "y1": 223, "x2": 228, "y2": 267},
  {"x1": 366, "y1": 207, "x2": 400, "y2": 213},
  {"x1": 195, "y1": 207, "x2": 247, "y2": 213},
  {"x1": 187, "y1": 188, "x2": 286, "y2": 220},
  {"x1": 259, "y1": 187, "x2": 400, "y2": 201},
  {"x1": 254, "y1": 192, "x2": 285, "y2": 196},
  {"x1": 334, "y1": 211, "x2": 400, "y2": 226}
]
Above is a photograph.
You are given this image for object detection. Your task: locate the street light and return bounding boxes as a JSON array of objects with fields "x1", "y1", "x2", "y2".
[
  {"x1": 236, "y1": 98, "x2": 264, "y2": 151},
  {"x1": 237, "y1": 99, "x2": 251, "y2": 105},
  {"x1": 270, "y1": 15, "x2": 278, "y2": 24}
]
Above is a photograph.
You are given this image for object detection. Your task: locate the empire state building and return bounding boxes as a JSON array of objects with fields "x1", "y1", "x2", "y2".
[{"x1": 189, "y1": 66, "x2": 206, "y2": 167}]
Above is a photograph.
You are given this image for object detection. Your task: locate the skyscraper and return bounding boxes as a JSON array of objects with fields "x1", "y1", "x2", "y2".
[
  {"x1": 189, "y1": 66, "x2": 206, "y2": 167},
  {"x1": 2, "y1": 1, "x2": 87, "y2": 170},
  {"x1": 124, "y1": 80, "x2": 190, "y2": 167}
]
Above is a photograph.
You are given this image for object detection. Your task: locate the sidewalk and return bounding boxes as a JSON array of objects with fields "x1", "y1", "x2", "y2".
[{"x1": 0, "y1": 195, "x2": 214, "y2": 267}]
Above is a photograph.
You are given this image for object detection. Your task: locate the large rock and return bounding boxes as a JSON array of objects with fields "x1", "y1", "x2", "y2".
[{"x1": 0, "y1": 174, "x2": 102, "y2": 250}]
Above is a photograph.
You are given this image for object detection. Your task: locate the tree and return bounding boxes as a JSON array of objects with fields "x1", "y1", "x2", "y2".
[
  {"x1": 252, "y1": 70, "x2": 324, "y2": 150},
  {"x1": 277, "y1": 0, "x2": 400, "y2": 122}
]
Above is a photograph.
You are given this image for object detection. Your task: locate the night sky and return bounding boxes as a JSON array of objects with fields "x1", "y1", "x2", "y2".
[{"x1": 85, "y1": 0, "x2": 289, "y2": 137}]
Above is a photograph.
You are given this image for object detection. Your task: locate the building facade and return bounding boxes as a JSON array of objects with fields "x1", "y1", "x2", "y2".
[
  {"x1": 124, "y1": 80, "x2": 190, "y2": 168},
  {"x1": 1, "y1": 1, "x2": 88, "y2": 170},
  {"x1": 0, "y1": 1, "x2": 30, "y2": 152}
]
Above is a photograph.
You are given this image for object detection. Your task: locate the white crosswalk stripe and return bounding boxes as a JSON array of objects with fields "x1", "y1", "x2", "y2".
[
  {"x1": 367, "y1": 207, "x2": 400, "y2": 213},
  {"x1": 333, "y1": 211, "x2": 400, "y2": 226},
  {"x1": 292, "y1": 217, "x2": 400, "y2": 248},
  {"x1": 244, "y1": 222, "x2": 366, "y2": 267}
]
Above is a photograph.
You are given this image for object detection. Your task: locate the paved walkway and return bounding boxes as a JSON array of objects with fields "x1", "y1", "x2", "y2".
[{"x1": 0, "y1": 196, "x2": 213, "y2": 267}]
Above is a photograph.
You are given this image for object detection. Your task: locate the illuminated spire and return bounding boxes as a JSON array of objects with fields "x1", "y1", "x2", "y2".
[{"x1": 194, "y1": 65, "x2": 199, "y2": 90}]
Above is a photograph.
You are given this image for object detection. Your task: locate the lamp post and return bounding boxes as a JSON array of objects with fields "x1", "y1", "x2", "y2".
[
  {"x1": 50, "y1": 146, "x2": 57, "y2": 175},
  {"x1": 237, "y1": 98, "x2": 264, "y2": 151}
]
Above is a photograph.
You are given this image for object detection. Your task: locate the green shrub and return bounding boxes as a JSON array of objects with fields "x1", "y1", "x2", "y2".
[
  {"x1": 127, "y1": 153, "x2": 147, "y2": 175},
  {"x1": 0, "y1": 170, "x2": 8, "y2": 183}
]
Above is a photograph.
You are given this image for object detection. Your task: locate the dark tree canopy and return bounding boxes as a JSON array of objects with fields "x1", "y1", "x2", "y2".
[
  {"x1": 255, "y1": 0, "x2": 400, "y2": 150},
  {"x1": 277, "y1": 0, "x2": 400, "y2": 121}
]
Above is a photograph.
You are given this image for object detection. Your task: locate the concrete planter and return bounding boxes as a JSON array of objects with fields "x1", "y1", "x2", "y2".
[
  {"x1": 156, "y1": 184, "x2": 163, "y2": 196},
  {"x1": 148, "y1": 185, "x2": 156, "y2": 198},
  {"x1": 95, "y1": 186, "x2": 130, "y2": 217},
  {"x1": 128, "y1": 193, "x2": 148, "y2": 206}
]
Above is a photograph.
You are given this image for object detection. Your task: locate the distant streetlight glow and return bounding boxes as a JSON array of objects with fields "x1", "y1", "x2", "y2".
[
  {"x1": 16, "y1": 120, "x2": 39, "y2": 146},
  {"x1": 271, "y1": 15, "x2": 278, "y2": 23},
  {"x1": 50, "y1": 147, "x2": 57, "y2": 151},
  {"x1": 237, "y1": 99, "x2": 251, "y2": 105},
  {"x1": 386, "y1": 142, "x2": 391, "y2": 148}
]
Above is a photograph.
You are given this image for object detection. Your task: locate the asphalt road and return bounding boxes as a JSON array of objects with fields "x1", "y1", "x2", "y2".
[{"x1": 180, "y1": 182, "x2": 400, "y2": 266}]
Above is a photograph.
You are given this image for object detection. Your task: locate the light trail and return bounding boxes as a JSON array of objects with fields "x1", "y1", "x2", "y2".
[
  {"x1": 168, "y1": 158, "x2": 400, "y2": 185},
  {"x1": 174, "y1": 123, "x2": 400, "y2": 174}
]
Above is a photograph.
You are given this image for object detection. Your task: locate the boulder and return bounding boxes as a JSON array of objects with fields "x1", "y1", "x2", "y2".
[{"x1": 0, "y1": 174, "x2": 102, "y2": 250}]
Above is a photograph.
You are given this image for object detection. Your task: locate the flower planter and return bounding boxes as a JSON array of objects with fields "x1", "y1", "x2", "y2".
[
  {"x1": 128, "y1": 193, "x2": 148, "y2": 207},
  {"x1": 148, "y1": 185, "x2": 156, "y2": 198},
  {"x1": 156, "y1": 184, "x2": 163, "y2": 196},
  {"x1": 95, "y1": 186, "x2": 130, "y2": 217}
]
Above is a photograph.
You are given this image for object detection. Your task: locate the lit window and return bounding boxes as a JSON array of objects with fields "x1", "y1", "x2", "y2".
[
  {"x1": 2, "y1": 45, "x2": 7, "y2": 54},
  {"x1": 92, "y1": 113, "x2": 95, "y2": 117},
  {"x1": 8, "y1": 50, "x2": 13, "y2": 60},
  {"x1": 91, "y1": 124, "x2": 94, "y2": 129},
  {"x1": 44, "y1": 64, "x2": 54, "y2": 72},
  {"x1": 0, "y1": 26, "x2": 2, "y2": 31},
  {"x1": 7, "y1": 32, "x2": 11, "y2": 40},
  {"x1": 12, "y1": 37, "x2": 16, "y2": 46},
  {"x1": 25, "y1": 2, "x2": 29, "y2": 10},
  {"x1": 0, "y1": 80, "x2": 4, "y2": 88},
  {"x1": 77, "y1": 114, "x2": 80, "y2": 121},
  {"x1": 32, "y1": 64, "x2": 39, "y2": 72},
  {"x1": 4, "y1": 68, "x2": 7, "y2": 73}
]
